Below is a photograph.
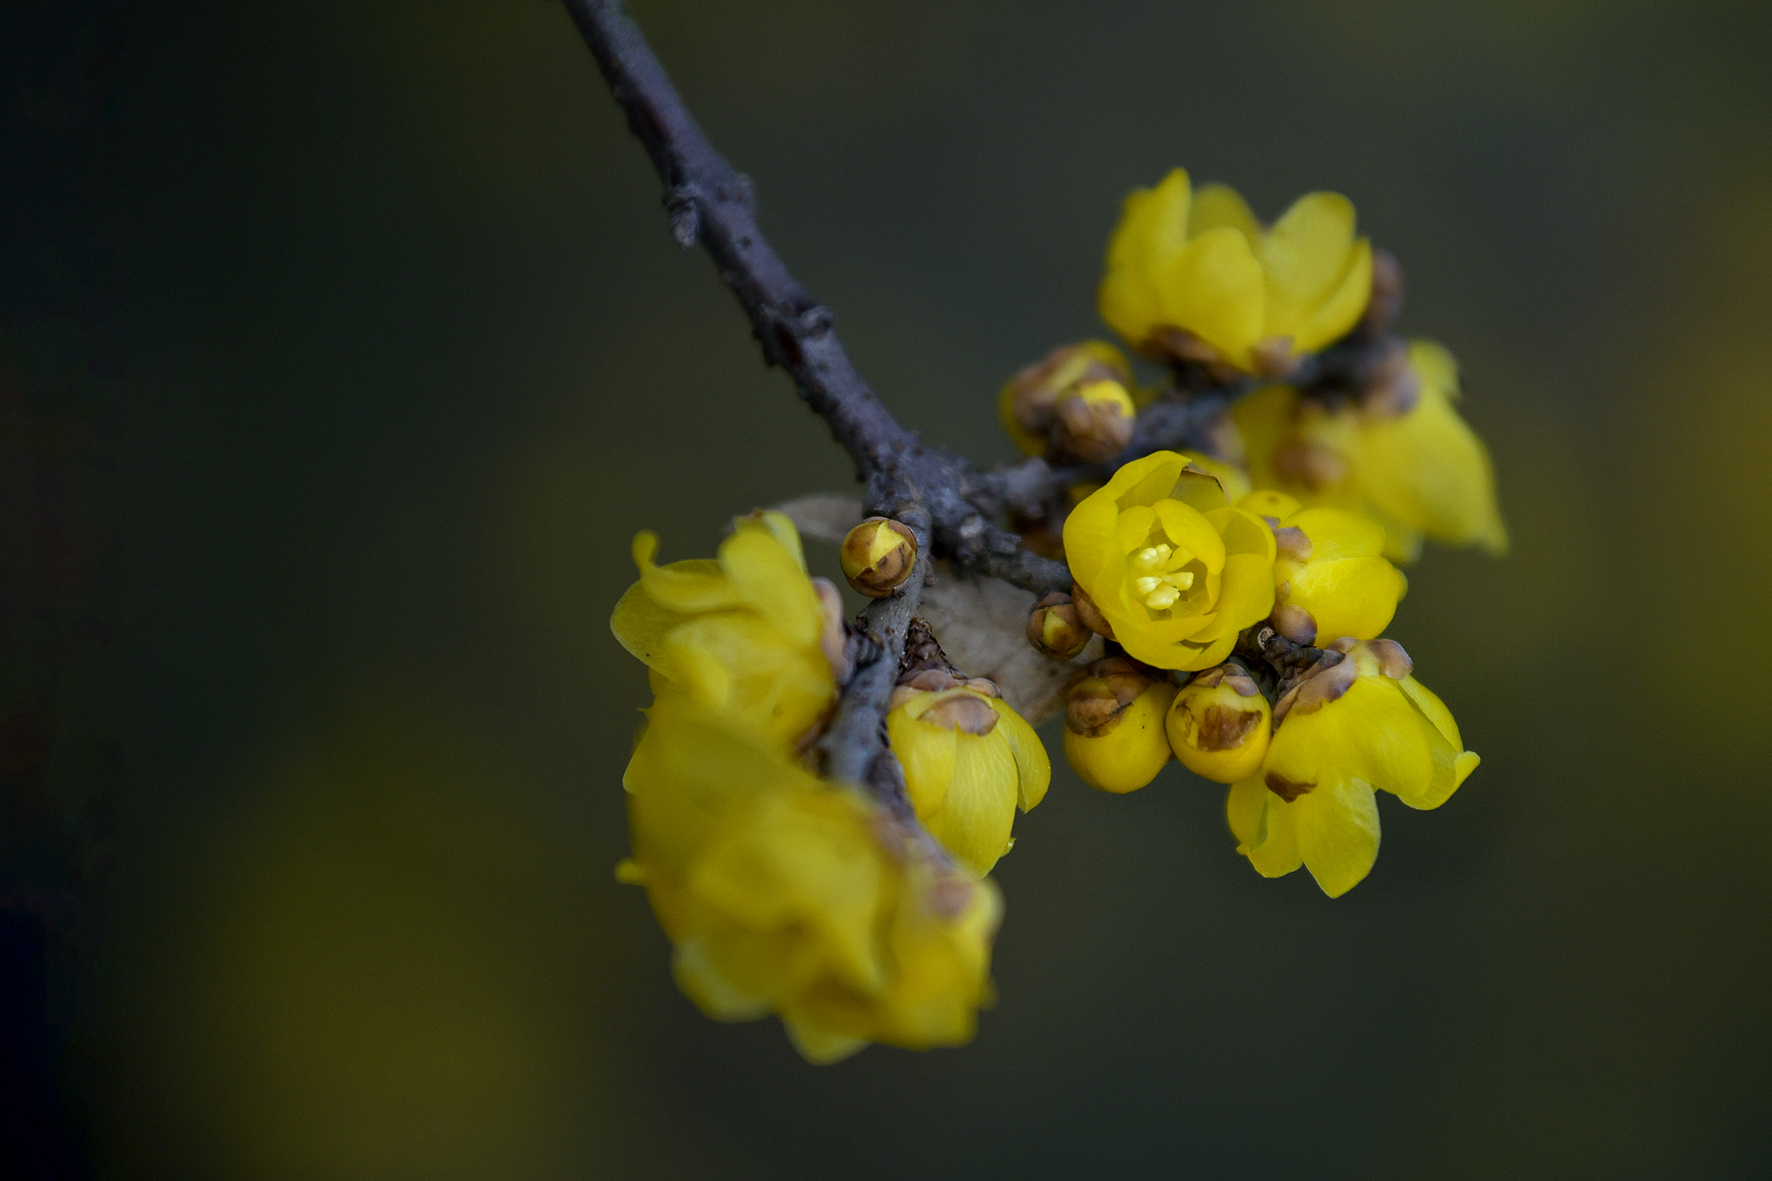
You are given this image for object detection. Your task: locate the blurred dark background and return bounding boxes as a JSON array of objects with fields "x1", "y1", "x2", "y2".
[{"x1": 5, "y1": 0, "x2": 1772, "y2": 1176}]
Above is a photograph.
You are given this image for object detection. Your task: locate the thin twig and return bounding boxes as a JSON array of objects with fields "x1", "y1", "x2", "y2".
[{"x1": 566, "y1": 0, "x2": 1068, "y2": 815}]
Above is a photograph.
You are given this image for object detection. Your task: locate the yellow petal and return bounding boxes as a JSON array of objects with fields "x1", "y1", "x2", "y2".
[
  {"x1": 782, "y1": 1015, "x2": 869, "y2": 1065},
  {"x1": 927, "y1": 732, "x2": 1020, "y2": 876},
  {"x1": 720, "y1": 528, "x2": 823, "y2": 648},
  {"x1": 1060, "y1": 487, "x2": 1120, "y2": 589},
  {"x1": 890, "y1": 708, "x2": 958, "y2": 819},
  {"x1": 1291, "y1": 237, "x2": 1373, "y2": 355},
  {"x1": 609, "y1": 580, "x2": 690, "y2": 674},
  {"x1": 1186, "y1": 182, "x2": 1261, "y2": 242},
  {"x1": 1107, "y1": 450, "x2": 1189, "y2": 510},
  {"x1": 1356, "y1": 341, "x2": 1508, "y2": 554},
  {"x1": 1210, "y1": 552, "x2": 1279, "y2": 631},
  {"x1": 990, "y1": 700, "x2": 1052, "y2": 812},
  {"x1": 1286, "y1": 555, "x2": 1402, "y2": 642},
  {"x1": 734, "y1": 510, "x2": 809, "y2": 573},
  {"x1": 1258, "y1": 192, "x2": 1359, "y2": 341},
  {"x1": 1154, "y1": 500, "x2": 1226, "y2": 571},
  {"x1": 1227, "y1": 777, "x2": 1303, "y2": 879},
  {"x1": 1156, "y1": 225, "x2": 1265, "y2": 366},
  {"x1": 1294, "y1": 776, "x2": 1380, "y2": 898}
]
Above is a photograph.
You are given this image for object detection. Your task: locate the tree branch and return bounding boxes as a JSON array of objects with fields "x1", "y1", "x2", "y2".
[{"x1": 566, "y1": 0, "x2": 1069, "y2": 818}]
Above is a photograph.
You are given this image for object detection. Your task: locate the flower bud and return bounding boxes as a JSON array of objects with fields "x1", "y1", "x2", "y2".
[
  {"x1": 1062, "y1": 656, "x2": 1177, "y2": 794},
  {"x1": 841, "y1": 517, "x2": 918, "y2": 598},
  {"x1": 998, "y1": 341, "x2": 1132, "y2": 457},
  {"x1": 1050, "y1": 379, "x2": 1135, "y2": 463},
  {"x1": 1026, "y1": 593, "x2": 1090, "y2": 661},
  {"x1": 1165, "y1": 664, "x2": 1271, "y2": 784}
]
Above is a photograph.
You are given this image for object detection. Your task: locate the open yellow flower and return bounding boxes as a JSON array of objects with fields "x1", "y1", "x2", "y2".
[
  {"x1": 1234, "y1": 341, "x2": 1508, "y2": 562},
  {"x1": 1224, "y1": 639, "x2": 1479, "y2": 897},
  {"x1": 1098, "y1": 168, "x2": 1373, "y2": 375},
  {"x1": 610, "y1": 511, "x2": 839, "y2": 748},
  {"x1": 887, "y1": 679, "x2": 1050, "y2": 877},
  {"x1": 1063, "y1": 451, "x2": 1276, "y2": 671},
  {"x1": 620, "y1": 694, "x2": 1001, "y2": 1063},
  {"x1": 1237, "y1": 490, "x2": 1406, "y2": 646}
]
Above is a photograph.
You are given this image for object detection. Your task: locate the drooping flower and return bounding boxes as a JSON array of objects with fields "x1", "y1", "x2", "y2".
[
  {"x1": 1224, "y1": 638, "x2": 1479, "y2": 897},
  {"x1": 1099, "y1": 168, "x2": 1373, "y2": 375},
  {"x1": 610, "y1": 511, "x2": 842, "y2": 749},
  {"x1": 1234, "y1": 340, "x2": 1508, "y2": 562},
  {"x1": 1063, "y1": 451, "x2": 1277, "y2": 671},
  {"x1": 1062, "y1": 656, "x2": 1177, "y2": 794},
  {"x1": 619, "y1": 694, "x2": 1001, "y2": 1063},
  {"x1": 1237, "y1": 490, "x2": 1407, "y2": 646},
  {"x1": 887, "y1": 673, "x2": 1050, "y2": 877},
  {"x1": 1166, "y1": 662, "x2": 1271, "y2": 785}
]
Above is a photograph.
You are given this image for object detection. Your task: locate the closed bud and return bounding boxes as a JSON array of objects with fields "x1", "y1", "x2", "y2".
[
  {"x1": 1062, "y1": 656, "x2": 1177, "y2": 794},
  {"x1": 1165, "y1": 663, "x2": 1271, "y2": 784},
  {"x1": 997, "y1": 341, "x2": 1132, "y2": 457},
  {"x1": 1050, "y1": 379, "x2": 1136, "y2": 463},
  {"x1": 1026, "y1": 593, "x2": 1090, "y2": 660},
  {"x1": 841, "y1": 517, "x2": 918, "y2": 598}
]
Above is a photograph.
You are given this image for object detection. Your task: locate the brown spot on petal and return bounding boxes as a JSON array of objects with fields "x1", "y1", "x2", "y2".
[
  {"x1": 965, "y1": 677, "x2": 1003, "y2": 699},
  {"x1": 921, "y1": 693, "x2": 1001, "y2": 736},
  {"x1": 1065, "y1": 657, "x2": 1153, "y2": 736},
  {"x1": 1287, "y1": 658, "x2": 1359, "y2": 717},
  {"x1": 1196, "y1": 705, "x2": 1262, "y2": 752},
  {"x1": 1191, "y1": 667, "x2": 1226, "y2": 689},
  {"x1": 1275, "y1": 441, "x2": 1347, "y2": 493},
  {"x1": 1071, "y1": 583, "x2": 1116, "y2": 640},
  {"x1": 1326, "y1": 636, "x2": 1359, "y2": 654},
  {"x1": 1367, "y1": 638, "x2": 1414, "y2": 679},
  {"x1": 904, "y1": 667, "x2": 967, "y2": 692},
  {"x1": 1265, "y1": 770, "x2": 1315, "y2": 802},
  {"x1": 1223, "y1": 675, "x2": 1261, "y2": 698},
  {"x1": 1273, "y1": 526, "x2": 1313, "y2": 564},
  {"x1": 1251, "y1": 335, "x2": 1300, "y2": 379},
  {"x1": 1271, "y1": 602, "x2": 1318, "y2": 646},
  {"x1": 811, "y1": 578, "x2": 851, "y2": 684}
]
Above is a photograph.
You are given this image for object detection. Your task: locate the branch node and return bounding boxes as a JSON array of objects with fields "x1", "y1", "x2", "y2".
[{"x1": 664, "y1": 182, "x2": 701, "y2": 246}]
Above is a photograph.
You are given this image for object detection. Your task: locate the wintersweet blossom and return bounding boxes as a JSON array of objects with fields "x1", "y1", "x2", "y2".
[
  {"x1": 619, "y1": 695, "x2": 1001, "y2": 1063},
  {"x1": 1224, "y1": 639, "x2": 1479, "y2": 897},
  {"x1": 1099, "y1": 168, "x2": 1373, "y2": 375},
  {"x1": 1063, "y1": 451, "x2": 1276, "y2": 671}
]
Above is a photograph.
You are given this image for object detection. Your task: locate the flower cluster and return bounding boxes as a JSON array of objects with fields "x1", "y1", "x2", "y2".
[
  {"x1": 999, "y1": 168, "x2": 1503, "y2": 898},
  {"x1": 611, "y1": 163, "x2": 1505, "y2": 1065},
  {"x1": 612, "y1": 513, "x2": 1018, "y2": 1062}
]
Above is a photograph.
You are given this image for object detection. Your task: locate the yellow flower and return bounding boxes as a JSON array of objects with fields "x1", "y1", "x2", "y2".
[
  {"x1": 620, "y1": 695, "x2": 1001, "y2": 1063},
  {"x1": 1224, "y1": 639, "x2": 1479, "y2": 897},
  {"x1": 1098, "y1": 168, "x2": 1373, "y2": 375},
  {"x1": 887, "y1": 679, "x2": 1051, "y2": 877},
  {"x1": 1234, "y1": 340, "x2": 1508, "y2": 562},
  {"x1": 1063, "y1": 451, "x2": 1276, "y2": 671},
  {"x1": 1237, "y1": 490, "x2": 1406, "y2": 646},
  {"x1": 1165, "y1": 663, "x2": 1271, "y2": 785},
  {"x1": 1062, "y1": 656, "x2": 1177, "y2": 794},
  {"x1": 610, "y1": 511, "x2": 839, "y2": 748}
]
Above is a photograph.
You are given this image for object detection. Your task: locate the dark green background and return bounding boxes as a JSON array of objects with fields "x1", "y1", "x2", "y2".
[{"x1": 8, "y1": 0, "x2": 1772, "y2": 1175}]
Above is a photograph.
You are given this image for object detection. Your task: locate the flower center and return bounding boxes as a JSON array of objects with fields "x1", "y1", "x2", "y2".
[{"x1": 1128, "y1": 543, "x2": 1195, "y2": 610}]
